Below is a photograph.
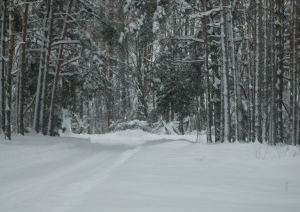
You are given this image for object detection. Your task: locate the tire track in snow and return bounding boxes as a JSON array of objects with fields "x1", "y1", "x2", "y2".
[
  {"x1": 0, "y1": 146, "x2": 130, "y2": 210},
  {"x1": 52, "y1": 146, "x2": 142, "y2": 212}
]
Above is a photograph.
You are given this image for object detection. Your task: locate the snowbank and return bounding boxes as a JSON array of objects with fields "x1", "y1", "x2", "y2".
[{"x1": 65, "y1": 129, "x2": 199, "y2": 146}]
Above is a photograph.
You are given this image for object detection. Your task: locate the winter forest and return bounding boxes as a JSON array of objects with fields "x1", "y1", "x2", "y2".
[
  {"x1": 1, "y1": 1, "x2": 300, "y2": 211},
  {"x1": 0, "y1": 0, "x2": 299, "y2": 144}
]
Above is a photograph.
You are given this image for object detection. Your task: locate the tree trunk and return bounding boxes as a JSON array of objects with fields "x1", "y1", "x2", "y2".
[
  {"x1": 19, "y1": 3, "x2": 29, "y2": 135},
  {"x1": 33, "y1": 45, "x2": 45, "y2": 133},
  {"x1": 262, "y1": 0, "x2": 268, "y2": 143},
  {"x1": 275, "y1": 0, "x2": 284, "y2": 143},
  {"x1": 290, "y1": 0, "x2": 298, "y2": 145},
  {"x1": 48, "y1": 0, "x2": 74, "y2": 135},
  {"x1": 203, "y1": 0, "x2": 212, "y2": 143},
  {"x1": 220, "y1": 0, "x2": 230, "y2": 143},
  {"x1": 270, "y1": 0, "x2": 277, "y2": 145},
  {"x1": 211, "y1": 42, "x2": 221, "y2": 143},
  {"x1": 0, "y1": 0, "x2": 8, "y2": 133},
  {"x1": 40, "y1": 0, "x2": 56, "y2": 135},
  {"x1": 5, "y1": 0, "x2": 15, "y2": 140},
  {"x1": 33, "y1": 7, "x2": 48, "y2": 133},
  {"x1": 87, "y1": 100, "x2": 91, "y2": 134},
  {"x1": 242, "y1": 0, "x2": 251, "y2": 142},
  {"x1": 255, "y1": 0, "x2": 263, "y2": 143},
  {"x1": 228, "y1": 5, "x2": 239, "y2": 142}
]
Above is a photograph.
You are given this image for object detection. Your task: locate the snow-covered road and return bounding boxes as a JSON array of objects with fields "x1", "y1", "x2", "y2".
[
  {"x1": 0, "y1": 131, "x2": 300, "y2": 212},
  {"x1": 0, "y1": 136, "x2": 145, "y2": 212}
]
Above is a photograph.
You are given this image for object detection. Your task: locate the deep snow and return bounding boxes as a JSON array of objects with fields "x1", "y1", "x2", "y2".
[{"x1": 0, "y1": 130, "x2": 300, "y2": 212}]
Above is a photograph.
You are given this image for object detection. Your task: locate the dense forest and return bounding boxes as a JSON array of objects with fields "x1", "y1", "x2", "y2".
[{"x1": 0, "y1": 0, "x2": 299, "y2": 144}]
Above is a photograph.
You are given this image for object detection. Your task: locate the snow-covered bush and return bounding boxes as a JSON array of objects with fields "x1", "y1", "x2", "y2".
[
  {"x1": 109, "y1": 118, "x2": 189, "y2": 135},
  {"x1": 109, "y1": 120, "x2": 152, "y2": 132}
]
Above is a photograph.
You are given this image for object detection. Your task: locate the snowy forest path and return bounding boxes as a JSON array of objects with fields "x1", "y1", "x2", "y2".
[
  {"x1": 0, "y1": 135, "x2": 144, "y2": 212},
  {"x1": 1, "y1": 133, "x2": 299, "y2": 212},
  {"x1": 51, "y1": 145, "x2": 143, "y2": 212}
]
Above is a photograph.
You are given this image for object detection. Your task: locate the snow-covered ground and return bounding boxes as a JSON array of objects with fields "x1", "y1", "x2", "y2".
[{"x1": 0, "y1": 130, "x2": 300, "y2": 212}]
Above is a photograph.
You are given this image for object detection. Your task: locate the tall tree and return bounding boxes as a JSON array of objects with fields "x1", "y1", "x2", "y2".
[
  {"x1": 39, "y1": 0, "x2": 56, "y2": 135},
  {"x1": 220, "y1": 0, "x2": 230, "y2": 143},
  {"x1": 203, "y1": 0, "x2": 212, "y2": 143},
  {"x1": 48, "y1": 0, "x2": 74, "y2": 135},
  {"x1": 33, "y1": 4, "x2": 48, "y2": 133},
  {"x1": 228, "y1": 2, "x2": 239, "y2": 142},
  {"x1": 290, "y1": 0, "x2": 298, "y2": 145},
  {"x1": 255, "y1": 0, "x2": 263, "y2": 143},
  {"x1": 19, "y1": 2, "x2": 29, "y2": 135},
  {"x1": 5, "y1": 0, "x2": 15, "y2": 140},
  {"x1": 275, "y1": 0, "x2": 284, "y2": 143},
  {"x1": 0, "y1": 0, "x2": 8, "y2": 134}
]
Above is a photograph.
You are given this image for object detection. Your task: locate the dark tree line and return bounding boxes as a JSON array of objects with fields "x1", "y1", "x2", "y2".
[{"x1": 0, "y1": 0, "x2": 299, "y2": 145}]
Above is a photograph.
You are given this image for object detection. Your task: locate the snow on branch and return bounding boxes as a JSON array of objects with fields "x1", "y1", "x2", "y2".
[
  {"x1": 16, "y1": 1, "x2": 42, "y2": 6},
  {"x1": 173, "y1": 36, "x2": 204, "y2": 43},
  {"x1": 0, "y1": 55, "x2": 8, "y2": 62},
  {"x1": 51, "y1": 40, "x2": 80, "y2": 46},
  {"x1": 48, "y1": 71, "x2": 77, "y2": 76},
  {"x1": 78, "y1": 0, "x2": 99, "y2": 11},
  {"x1": 189, "y1": 7, "x2": 220, "y2": 19},
  {"x1": 61, "y1": 56, "x2": 80, "y2": 67}
]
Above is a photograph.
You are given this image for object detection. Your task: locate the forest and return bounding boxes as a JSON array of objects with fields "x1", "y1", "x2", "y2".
[{"x1": 0, "y1": 0, "x2": 299, "y2": 144}]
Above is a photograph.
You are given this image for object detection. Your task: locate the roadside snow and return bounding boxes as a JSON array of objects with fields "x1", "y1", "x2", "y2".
[
  {"x1": 0, "y1": 131, "x2": 299, "y2": 212},
  {"x1": 64, "y1": 129, "x2": 198, "y2": 146}
]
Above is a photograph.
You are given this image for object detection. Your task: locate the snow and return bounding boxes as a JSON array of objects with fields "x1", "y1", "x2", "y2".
[
  {"x1": 124, "y1": 0, "x2": 132, "y2": 13},
  {"x1": 0, "y1": 131, "x2": 300, "y2": 212},
  {"x1": 51, "y1": 40, "x2": 80, "y2": 46},
  {"x1": 66, "y1": 129, "x2": 197, "y2": 146},
  {"x1": 118, "y1": 32, "x2": 125, "y2": 44},
  {"x1": 152, "y1": 21, "x2": 160, "y2": 33},
  {"x1": 152, "y1": 5, "x2": 165, "y2": 33},
  {"x1": 175, "y1": 36, "x2": 204, "y2": 43},
  {"x1": 61, "y1": 109, "x2": 73, "y2": 135},
  {"x1": 176, "y1": 0, "x2": 192, "y2": 11},
  {"x1": 189, "y1": 8, "x2": 220, "y2": 19}
]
